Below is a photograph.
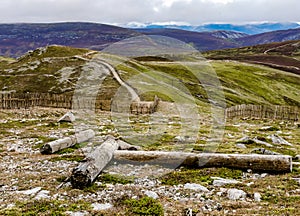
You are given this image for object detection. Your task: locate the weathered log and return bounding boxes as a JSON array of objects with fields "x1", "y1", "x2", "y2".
[
  {"x1": 40, "y1": 129, "x2": 95, "y2": 154},
  {"x1": 113, "y1": 151, "x2": 293, "y2": 173},
  {"x1": 70, "y1": 136, "x2": 119, "y2": 189},
  {"x1": 117, "y1": 139, "x2": 142, "y2": 151}
]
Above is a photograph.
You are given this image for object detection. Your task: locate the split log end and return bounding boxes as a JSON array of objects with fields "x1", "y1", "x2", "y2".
[
  {"x1": 70, "y1": 168, "x2": 93, "y2": 189},
  {"x1": 40, "y1": 144, "x2": 52, "y2": 155}
]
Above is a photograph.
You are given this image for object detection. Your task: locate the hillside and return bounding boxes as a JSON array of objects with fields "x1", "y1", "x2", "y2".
[
  {"x1": 237, "y1": 28, "x2": 300, "y2": 47},
  {"x1": 134, "y1": 28, "x2": 240, "y2": 51},
  {"x1": 204, "y1": 40, "x2": 300, "y2": 75},
  {"x1": 0, "y1": 22, "x2": 139, "y2": 57},
  {"x1": 1, "y1": 45, "x2": 300, "y2": 107},
  {"x1": 0, "y1": 45, "x2": 300, "y2": 215}
]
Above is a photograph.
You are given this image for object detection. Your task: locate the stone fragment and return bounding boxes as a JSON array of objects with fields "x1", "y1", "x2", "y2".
[{"x1": 227, "y1": 188, "x2": 246, "y2": 201}]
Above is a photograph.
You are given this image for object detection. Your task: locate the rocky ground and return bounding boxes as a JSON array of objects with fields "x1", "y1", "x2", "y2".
[{"x1": 0, "y1": 108, "x2": 299, "y2": 215}]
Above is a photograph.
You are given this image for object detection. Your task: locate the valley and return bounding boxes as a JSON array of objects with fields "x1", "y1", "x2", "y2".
[{"x1": 0, "y1": 28, "x2": 299, "y2": 215}]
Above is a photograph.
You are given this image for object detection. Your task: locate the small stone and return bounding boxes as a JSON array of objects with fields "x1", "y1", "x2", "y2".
[
  {"x1": 292, "y1": 178, "x2": 300, "y2": 185},
  {"x1": 35, "y1": 190, "x2": 50, "y2": 200},
  {"x1": 65, "y1": 211, "x2": 89, "y2": 216},
  {"x1": 227, "y1": 188, "x2": 246, "y2": 201},
  {"x1": 254, "y1": 192, "x2": 261, "y2": 202},
  {"x1": 17, "y1": 187, "x2": 42, "y2": 195},
  {"x1": 236, "y1": 136, "x2": 254, "y2": 144},
  {"x1": 184, "y1": 183, "x2": 209, "y2": 192},
  {"x1": 212, "y1": 177, "x2": 240, "y2": 187},
  {"x1": 259, "y1": 126, "x2": 278, "y2": 131},
  {"x1": 294, "y1": 155, "x2": 300, "y2": 161},
  {"x1": 58, "y1": 112, "x2": 75, "y2": 123},
  {"x1": 261, "y1": 173, "x2": 268, "y2": 178},
  {"x1": 236, "y1": 144, "x2": 247, "y2": 149},
  {"x1": 91, "y1": 203, "x2": 113, "y2": 211},
  {"x1": 247, "y1": 182, "x2": 254, "y2": 187},
  {"x1": 267, "y1": 134, "x2": 293, "y2": 146},
  {"x1": 144, "y1": 190, "x2": 159, "y2": 199}
]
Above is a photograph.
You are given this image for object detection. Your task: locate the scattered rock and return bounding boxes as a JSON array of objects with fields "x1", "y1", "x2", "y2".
[
  {"x1": 35, "y1": 190, "x2": 50, "y2": 200},
  {"x1": 252, "y1": 138, "x2": 273, "y2": 147},
  {"x1": 58, "y1": 112, "x2": 75, "y2": 123},
  {"x1": 212, "y1": 177, "x2": 241, "y2": 187},
  {"x1": 184, "y1": 183, "x2": 209, "y2": 192},
  {"x1": 251, "y1": 148, "x2": 280, "y2": 155},
  {"x1": 267, "y1": 134, "x2": 293, "y2": 146},
  {"x1": 292, "y1": 178, "x2": 300, "y2": 185},
  {"x1": 144, "y1": 190, "x2": 159, "y2": 199},
  {"x1": 236, "y1": 144, "x2": 247, "y2": 149},
  {"x1": 294, "y1": 155, "x2": 300, "y2": 161},
  {"x1": 17, "y1": 187, "x2": 42, "y2": 196},
  {"x1": 227, "y1": 189, "x2": 246, "y2": 201},
  {"x1": 237, "y1": 136, "x2": 273, "y2": 147},
  {"x1": 254, "y1": 192, "x2": 261, "y2": 202},
  {"x1": 91, "y1": 203, "x2": 113, "y2": 211},
  {"x1": 236, "y1": 136, "x2": 254, "y2": 144},
  {"x1": 65, "y1": 211, "x2": 89, "y2": 216},
  {"x1": 259, "y1": 126, "x2": 279, "y2": 131}
]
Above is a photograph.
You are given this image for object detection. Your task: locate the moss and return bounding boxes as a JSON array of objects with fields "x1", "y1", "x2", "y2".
[
  {"x1": 98, "y1": 173, "x2": 134, "y2": 185},
  {"x1": 56, "y1": 142, "x2": 88, "y2": 154},
  {"x1": 123, "y1": 196, "x2": 164, "y2": 216},
  {"x1": 160, "y1": 167, "x2": 243, "y2": 186},
  {"x1": 50, "y1": 155, "x2": 85, "y2": 162}
]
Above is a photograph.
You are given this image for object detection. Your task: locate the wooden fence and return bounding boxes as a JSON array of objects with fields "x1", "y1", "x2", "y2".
[
  {"x1": 0, "y1": 92, "x2": 111, "y2": 111},
  {"x1": 0, "y1": 93, "x2": 298, "y2": 120},
  {"x1": 226, "y1": 104, "x2": 299, "y2": 121},
  {"x1": 0, "y1": 92, "x2": 159, "y2": 114}
]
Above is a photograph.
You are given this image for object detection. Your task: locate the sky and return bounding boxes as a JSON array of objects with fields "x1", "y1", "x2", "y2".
[{"x1": 0, "y1": 0, "x2": 299, "y2": 25}]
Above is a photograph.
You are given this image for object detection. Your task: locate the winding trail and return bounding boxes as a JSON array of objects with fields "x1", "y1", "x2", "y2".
[{"x1": 76, "y1": 53, "x2": 141, "y2": 102}]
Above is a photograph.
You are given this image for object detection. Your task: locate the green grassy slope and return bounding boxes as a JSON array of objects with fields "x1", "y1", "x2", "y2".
[{"x1": 0, "y1": 45, "x2": 299, "y2": 107}]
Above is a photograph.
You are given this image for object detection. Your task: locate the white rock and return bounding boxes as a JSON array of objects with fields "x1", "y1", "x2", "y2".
[
  {"x1": 236, "y1": 144, "x2": 247, "y2": 149},
  {"x1": 91, "y1": 203, "x2": 113, "y2": 211},
  {"x1": 227, "y1": 189, "x2": 246, "y2": 201},
  {"x1": 267, "y1": 134, "x2": 293, "y2": 146},
  {"x1": 17, "y1": 187, "x2": 42, "y2": 195},
  {"x1": 35, "y1": 190, "x2": 50, "y2": 200},
  {"x1": 212, "y1": 177, "x2": 241, "y2": 187},
  {"x1": 65, "y1": 211, "x2": 89, "y2": 216},
  {"x1": 254, "y1": 192, "x2": 261, "y2": 202},
  {"x1": 144, "y1": 190, "x2": 159, "y2": 199},
  {"x1": 58, "y1": 112, "x2": 75, "y2": 123},
  {"x1": 184, "y1": 183, "x2": 209, "y2": 192}
]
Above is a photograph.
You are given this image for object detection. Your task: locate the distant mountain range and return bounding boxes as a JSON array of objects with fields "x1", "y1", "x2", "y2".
[
  {"x1": 1, "y1": 22, "x2": 300, "y2": 57},
  {"x1": 126, "y1": 22, "x2": 300, "y2": 35}
]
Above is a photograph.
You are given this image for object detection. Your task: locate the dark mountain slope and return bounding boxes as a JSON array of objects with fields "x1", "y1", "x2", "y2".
[
  {"x1": 134, "y1": 28, "x2": 240, "y2": 51},
  {"x1": 237, "y1": 28, "x2": 300, "y2": 47},
  {"x1": 204, "y1": 40, "x2": 300, "y2": 75},
  {"x1": 0, "y1": 22, "x2": 139, "y2": 57}
]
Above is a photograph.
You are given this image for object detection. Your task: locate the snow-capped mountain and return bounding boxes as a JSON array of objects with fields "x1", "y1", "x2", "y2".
[{"x1": 126, "y1": 22, "x2": 300, "y2": 35}]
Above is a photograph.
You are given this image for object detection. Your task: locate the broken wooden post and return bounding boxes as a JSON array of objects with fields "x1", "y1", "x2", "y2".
[
  {"x1": 40, "y1": 129, "x2": 95, "y2": 154},
  {"x1": 70, "y1": 136, "x2": 119, "y2": 189},
  {"x1": 113, "y1": 151, "x2": 293, "y2": 173}
]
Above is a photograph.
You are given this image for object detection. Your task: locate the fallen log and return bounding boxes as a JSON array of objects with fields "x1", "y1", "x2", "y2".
[
  {"x1": 70, "y1": 136, "x2": 119, "y2": 189},
  {"x1": 113, "y1": 151, "x2": 293, "y2": 173},
  {"x1": 40, "y1": 129, "x2": 95, "y2": 154},
  {"x1": 117, "y1": 139, "x2": 142, "y2": 151}
]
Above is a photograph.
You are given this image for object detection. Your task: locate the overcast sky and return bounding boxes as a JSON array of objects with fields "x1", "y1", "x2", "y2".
[{"x1": 0, "y1": 0, "x2": 299, "y2": 25}]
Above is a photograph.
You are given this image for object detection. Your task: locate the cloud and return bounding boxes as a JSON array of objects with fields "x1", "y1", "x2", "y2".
[{"x1": 0, "y1": 0, "x2": 299, "y2": 24}]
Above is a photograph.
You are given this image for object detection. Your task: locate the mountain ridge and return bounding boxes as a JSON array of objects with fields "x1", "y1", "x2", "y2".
[
  {"x1": 1, "y1": 22, "x2": 300, "y2": 57},
  {"x1": 126, "y1": 22, "x2": 300, "y2": 35}
]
